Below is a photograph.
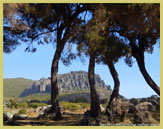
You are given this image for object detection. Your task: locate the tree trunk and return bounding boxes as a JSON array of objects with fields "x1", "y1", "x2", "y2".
[
  {"x1": 106, "y1": 61, "x2": 120, "y2": 110},
  {"x1": 88, "y1": 54, "x2": 101, "y2": 118},
  {"x1": 51, "y1": 43, "x2": 65, "y2": 115},
  {"x1": 134, "y1": 52, "x2": 160, "y2": 96},
  {"x1": 129, "y1": 38, "x2": 160, "y2": 96}
]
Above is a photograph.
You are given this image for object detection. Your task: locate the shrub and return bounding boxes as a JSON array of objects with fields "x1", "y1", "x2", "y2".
[
  {"x1": 61, "y1": 102, "x2": 81, "y2": 111},
  {"x1": 20, "y1": 102, "x2": 28, "y2": 108},
  {"x1": 19, "y1": 108, "x2": 27, "y2": 114},
  {"x1": 28, "y1": 102, "x2": 47, "y2": 108},
  {"x1": 79, "y1": 103, "x2": 90, "y2": 109},
  {"x1": 7, "y1": 99, "x2": 20, "y2": 108},
  {"x1": 29, "y1": 100, "x2": 41, "y2": 103}
]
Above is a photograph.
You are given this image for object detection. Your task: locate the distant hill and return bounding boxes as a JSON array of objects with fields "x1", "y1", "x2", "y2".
[
  {"x1": 20, "y1": 71, "x2": 112, "y2": 97},
  {"x1": 3, "y1": 78, "x2": 33, "y2": 97}
]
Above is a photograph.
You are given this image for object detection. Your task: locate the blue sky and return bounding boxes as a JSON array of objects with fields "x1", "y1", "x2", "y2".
[{"x1": 3, "y1": 42, "x2": 160, "y2": 99}]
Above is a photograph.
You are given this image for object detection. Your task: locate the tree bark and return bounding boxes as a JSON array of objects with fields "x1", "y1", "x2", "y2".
[
  {"x1": 134, "y1": 52, "x2": 160, "y2": 96},
  {"x1": 88, "y1": 54, "x2": 101, "y2": 118},
  {"x1": 51, "y1": 43, "x2": 65, "y2": 114},
  {"x1": 106, "y1": 61, "x2": 120, "y2": 110}
]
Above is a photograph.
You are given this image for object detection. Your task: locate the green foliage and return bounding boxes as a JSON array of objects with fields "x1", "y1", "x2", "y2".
[
  {"x1": 28, "y1": 102, "x2": 47, "y2": 108},
  {"x1": 79, "y1": 103, "x2": 90, "y2": 109},
  {"x1": 3, "y1": 78, "x2": 33, "y2": 97},
  {"x1": 18, "y1": 108, "x2": 27, "y2": 114},
  {"x1": 20, "y1": 102, "x2": 28, "y2": 108},
  {"x1": 60, "y1": 102, "x2": 89, "y2": 111},
  {"x1": 6, "y1": 99, "x2": 20, "y2": 109}
]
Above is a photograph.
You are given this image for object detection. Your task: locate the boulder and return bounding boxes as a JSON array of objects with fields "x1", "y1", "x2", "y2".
[
  {"x1": 6, "y1": 112, "x2": 13, "y2": 119},
  {"x1": 3, "y1": 112, "x2": 13, "y2": 122},
  {"x1": 147, "y1": 103, "x2": 155, "y2": 112},
  {"x1": 133, "y1": 110, "x2": 157, "y2": 124},
  {"x1": 100, "y1": 105, "x2": 105, "y2": 112},
  {"x1": 128, "y1": 104, "x2": 137, "y2": 113},
  {"x1": 148, "y1": 100, "x2": 160, "y2": 110},
  {"x1": 35, "y1": 107, "x2": 42, "y2": 113}
]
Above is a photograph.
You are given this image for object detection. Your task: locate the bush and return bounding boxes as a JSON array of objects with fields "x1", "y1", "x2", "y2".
[
  {"x1": 29, "y1": 100, "x2": 41, "y2": 103},
  {"x1": 7, "y1": 99, "x2": 20, "y2": 109},
  {"x1": 61, "y1": 102, "x2": 81, "y2": 111},
  {"x1": 20, "y1": 102, "x2": 28, "y2": 108},
  {"x1": 19, "y1": 108, "x2": 27, "y2": 114},
  {"x1": 79, "y1": 103, "x2": 89, "y2": 109},
  {"x1": 28, "y1": 102, "x2": 47, "y2": 108}
]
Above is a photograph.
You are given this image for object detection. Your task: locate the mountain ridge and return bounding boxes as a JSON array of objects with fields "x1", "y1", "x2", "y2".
[
  {"x1": 19, "y1": 71, "x2": 112, "y2": 97},
  {"x1": 3, "y1": 78, "x2": 33, "y2": 97}
]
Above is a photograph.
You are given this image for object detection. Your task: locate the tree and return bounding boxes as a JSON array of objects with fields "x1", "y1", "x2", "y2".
[
  {"x1": 71, "y1": 4, "x2": 131, "y2": 118},
  {"x1": 3, "y1": 3, "x2": 89, "y2": 118},
  {"x1": 69, "y1": 4, "x2": 104, "y2": 118},
  {"x1": 106, "y1": 3, "x2": 160, "y2": 95},
  {"x1": 83, "y1": 4, "x2": 132, "y2": 120},
  {"x1": 98, "y1": 35, "x2": 131, "y2": 121}
]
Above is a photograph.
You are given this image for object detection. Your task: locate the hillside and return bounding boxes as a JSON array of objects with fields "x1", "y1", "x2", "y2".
[
  {"x1": 3, "y1": 78, "x2": 33, "y2": 97},
  {"x1": 19, "y1": 71, "x2": 112, "y2": 97}
]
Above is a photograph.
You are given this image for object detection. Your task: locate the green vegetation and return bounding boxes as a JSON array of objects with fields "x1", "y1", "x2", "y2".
[
  {"x1": 6, "y1": 99, "x2": 20, "y2": 109},
  {"x1": 28, "y1": 103, "x2": 47, "y2": 108},
  {"x1": 19, "y1": 108, "x2": 27, "y2": 114},
  {"x1": 14, "y1": 91, "x2": 91, "y2": 102},
  {"x1": 5, "y1": 99, "x2": 47, "y2": 109},
  {"x1": 3, "y1": 78, "x2": 33, "y2": 97},
  {"x1": 20, "y1": 102, "x2": 28, "y2": 108},
  {"x1": 60, "y1": 102, "x2": 90, "y2": 111},
  {"x1": 21, "y1": 93, "x2": 50, "y2": 102}
]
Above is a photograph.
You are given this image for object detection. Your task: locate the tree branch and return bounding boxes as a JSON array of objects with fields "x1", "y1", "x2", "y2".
[{"x1": 31, "y1": 28, "x2": 57, "y2": 42}]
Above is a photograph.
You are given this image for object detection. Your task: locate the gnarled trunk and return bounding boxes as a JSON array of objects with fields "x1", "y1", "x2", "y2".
[
  {"x1": 88, "y1": 54, "x2": 101, "y2": 118},
  {"x1": 134, "y1": 52, "x2": 160, "y2": 96},
  {"x1": 107, "y1": 61, "x2": 120, "y2": 109},
  {"x1": 51, "y1": 43, "x2": 65, "y2": 116},
  {"x1": 106, "y1": 61, "x2": 120, "y2": 121}
]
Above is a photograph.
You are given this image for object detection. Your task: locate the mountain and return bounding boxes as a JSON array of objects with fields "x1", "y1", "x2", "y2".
[
  {"x1": 3, "y1": 78, "x2": 33, "y2": 97},
  {"x1": 19, "y1": 71, "x2": 112, "y2": 97}
]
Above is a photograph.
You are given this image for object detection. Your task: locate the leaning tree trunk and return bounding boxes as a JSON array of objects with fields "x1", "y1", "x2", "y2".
[
  {"x1": 88, "y1": 54, "x2": 101, "y2": 118},
  {"x1": 106, "y1": 61, "x2": 120, "y2": 109},
  {"x1": 106, "y1": 61, "x2": 120, "y2": 121},
  {"x1": 51, "y1": 43, "x2": 65, "y2": 116},
  {"x1": 134, "y1": 52, "x2": 160, "y2": 96}
]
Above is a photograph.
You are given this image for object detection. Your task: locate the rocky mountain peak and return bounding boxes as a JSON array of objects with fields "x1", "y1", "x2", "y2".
[{"x1": 19, "y1": 71, "x2": 111, "y2": 97}]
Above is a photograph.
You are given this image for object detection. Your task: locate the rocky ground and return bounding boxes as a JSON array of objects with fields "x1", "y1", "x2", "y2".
[
  {"x1": 4, "y1": 110, "x2": 84, "y2": 126},
  {"x1": 3, "y1": 94, "x2": 160, "y2": 126}
]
